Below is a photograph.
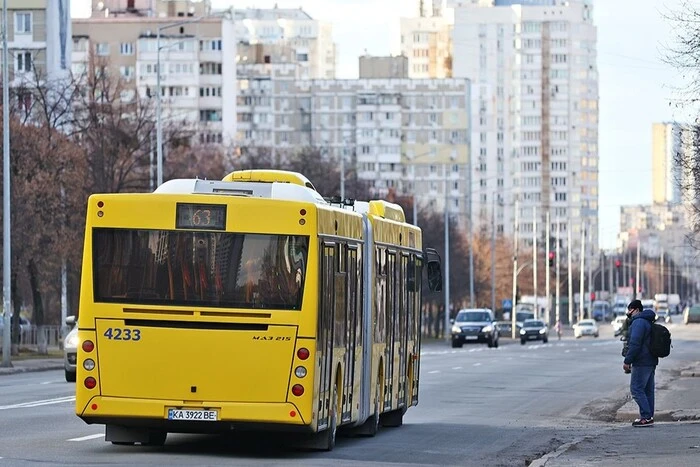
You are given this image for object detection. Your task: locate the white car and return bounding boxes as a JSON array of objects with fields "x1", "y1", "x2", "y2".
[
  {"x1": 63, "y1": 316, "x2": 78, "y2": 382},
  {"x1": 655, "y1": 309, "x2": 672, "y2": 324},
  {"x1": 612, "y1": 315, "x2": 627, "y2": 336},
  {"x1": 573, "y1": 319, "x2": 599, "y2": 338}
]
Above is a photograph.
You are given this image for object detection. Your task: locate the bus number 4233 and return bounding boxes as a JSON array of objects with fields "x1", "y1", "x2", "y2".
[{"x1": 103, "y1": 328, "x2": 141, "y2": 341}]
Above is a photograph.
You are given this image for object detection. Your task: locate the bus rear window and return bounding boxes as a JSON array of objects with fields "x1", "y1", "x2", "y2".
[{"x1": 93, "y1": 229, "x2": 309, "y2": 310}]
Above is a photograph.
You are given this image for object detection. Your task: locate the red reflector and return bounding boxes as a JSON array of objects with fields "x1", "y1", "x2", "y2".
[
  {"x1": 300, "y1": 209, "x2": 306, "y2": 216},
  {"x1": 84, "y1": 377, "x2": 97, "y2": 389},
  {"x1": 292, "y1": 384, "x2": 304, "y2": 396},
  {"x1": 82, "y1": 340, "x2": 94, "y2": 352},
  {"x1": 289, "y1": 410, "x2": 296, "y2": 417},
  {"x1": 97, "y1": 201, "x2": 104, "y2": 208},
  {"x1": 297, "y1": 348, "x2": 310, "y2": 360},
  {"x1": 91, "y1": 404, "x2": 98, "y2": 410}
]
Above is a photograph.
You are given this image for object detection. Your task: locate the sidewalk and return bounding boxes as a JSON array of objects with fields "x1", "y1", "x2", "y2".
[
  {"x1": 0, "y1": 358, "x2": 63, "y2": 375},
  {"x1": 533, "y1": 361, "x2": 700, "y2": 467}
]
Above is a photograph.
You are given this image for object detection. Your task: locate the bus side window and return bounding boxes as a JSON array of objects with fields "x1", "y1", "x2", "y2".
[{"x1": 407, "y1": 256, "x2": 416, "y2": 292}]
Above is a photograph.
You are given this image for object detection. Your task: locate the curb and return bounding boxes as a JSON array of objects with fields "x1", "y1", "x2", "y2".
[{"x1": 0, "y1": 363, "x2": 64, "y2": 376}]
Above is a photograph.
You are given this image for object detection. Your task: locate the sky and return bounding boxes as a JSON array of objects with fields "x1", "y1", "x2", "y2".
[{"x1": 73, "y1": 0, "x2": 690, "y2": 249}]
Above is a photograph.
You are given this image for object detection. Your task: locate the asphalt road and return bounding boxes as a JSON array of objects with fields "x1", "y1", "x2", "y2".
[{"x1": 0, "y1": 321, "x2": 697, "y2": 466}]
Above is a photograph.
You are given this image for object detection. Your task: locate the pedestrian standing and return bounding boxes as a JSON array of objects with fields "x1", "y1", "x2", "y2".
[{"x1": 622, "y1": 299, "x2": 659, "y2": 427}]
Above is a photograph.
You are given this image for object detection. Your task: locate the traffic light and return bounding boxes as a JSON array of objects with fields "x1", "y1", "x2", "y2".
[
  {"x1": 548, "y1": 251, "x2": 555, "y2": 267},
  {"x1": 615, "y1": 259, "x2": 621, "y2": 269}
]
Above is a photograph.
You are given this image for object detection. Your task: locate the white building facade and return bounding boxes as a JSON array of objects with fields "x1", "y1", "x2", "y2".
[{"x1": 449, "y1": 0, "x2": 598, "y2": 256}]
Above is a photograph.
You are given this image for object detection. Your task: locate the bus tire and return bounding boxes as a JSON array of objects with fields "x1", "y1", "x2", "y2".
[{"x1": 323, "y1": 386, "x2": 338, "y2": 450}]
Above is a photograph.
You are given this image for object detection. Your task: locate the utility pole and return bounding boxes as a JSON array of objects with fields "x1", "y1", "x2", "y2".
[
  {"x1": 511, "y1": 200, "x2": 519, "y2": 339},
  {"x1": 2, "y1": 0, "x2": 13, "y2": 367},
  {"x1": 491, "y1": 194, "x2": 496, "y2": 313},
  {"x1": 545, "y1": 211, "x2": 550, "y2": 324},
  {"x1": 555, "y1": 216, "x2": 560, "y2": 326},
  {"x1": 568, "y1": 221, "x2": 573, "y2": 324},
  {"x1": 533, "y1": 206, "x2": 538, "y2": 319},
  {"x1": 636, "y1": 240, "x2": 641, "y2": 299},
  {"x1": 443, "y1": 180, "x2": 450, "y2": 343},
  {"x1": 579, "y1": 228, "x2": 585, "y2": 321}
]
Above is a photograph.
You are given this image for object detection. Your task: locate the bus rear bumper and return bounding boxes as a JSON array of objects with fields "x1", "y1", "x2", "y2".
[{"x1": 77, "y1": 396, "x2": 311, "y2": 433}]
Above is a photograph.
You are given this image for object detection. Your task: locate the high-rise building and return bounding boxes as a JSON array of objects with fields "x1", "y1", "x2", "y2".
[
  {"x1": 233, "y1": 7, "x2": 336, "y2": 80},
  {"x1": 448, "y1": 0, "x2": 598, "y2": 256},
  {"x1": 652, "y1": 122, "x2": 682, "y2": 204},
  {"x1": 400, "y1": 1, "x2": 452, "y2": 79},
  {"x1": 1, "y1": 0, "x2": 72, "y2": 83}
]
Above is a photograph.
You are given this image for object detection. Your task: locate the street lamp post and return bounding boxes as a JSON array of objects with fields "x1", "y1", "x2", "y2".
[{"x1": 1, "y1": 0, "x2": 12, "y2": 367}]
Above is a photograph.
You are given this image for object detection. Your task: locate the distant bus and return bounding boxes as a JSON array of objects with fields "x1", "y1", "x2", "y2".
[{"x1": 74, "y1": 170, "x2": 442, "y2": 450}]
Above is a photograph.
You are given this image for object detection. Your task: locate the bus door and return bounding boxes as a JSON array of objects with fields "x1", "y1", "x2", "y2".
[
  {"x1": 317, "y1": 243, "x2": 335, "y2": 430},
  {"x1": 341, "y1": 245, "x2": 360, "y2": 423},
  {"x1": 384, "y1": 251, "x2": 396, "y2": 410},
  {"x1": 397, "y1": 253, "x2": 409, "y2": 406}
]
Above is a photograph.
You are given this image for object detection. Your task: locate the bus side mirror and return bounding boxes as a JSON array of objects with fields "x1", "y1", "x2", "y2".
[{"x1": 425, "y1": 248, "x2": 442, "y2": 292}]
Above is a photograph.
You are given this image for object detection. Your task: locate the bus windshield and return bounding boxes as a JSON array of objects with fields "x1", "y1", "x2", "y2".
[{"x1": 93, "y1": 228, "x2": 309, "y2": 310}]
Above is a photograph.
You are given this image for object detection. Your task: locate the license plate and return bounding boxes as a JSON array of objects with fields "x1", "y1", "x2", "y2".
[
  {"x1": 465, "y1": 336, "x2": 478, "y2": 340},
  {"x1": 167, "y1": 408, "x2": 218, "y2": 421}
]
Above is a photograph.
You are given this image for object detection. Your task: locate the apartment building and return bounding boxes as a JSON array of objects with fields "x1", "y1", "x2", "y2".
[
  {"x1": 400, "y1": 3, "x2": 453, "y2": 79},
  {"x1": 233, "y1": 7, "x2": 336, "y2": 80},
  {"x1": 236, "y1": 56, "x2": 470, "y2": 214},
  {"x1": 1, "y1": 0, "x2": 71, "y2": 84},
  {"x1": 448, "y1": 0, "x2": 598, "y2": 258},
  {"x1": 73, "y1": 0, "x2": 236, "y2": 145}
]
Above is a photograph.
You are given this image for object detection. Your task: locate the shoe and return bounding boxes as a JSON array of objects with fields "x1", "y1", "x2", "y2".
[{"x1": 632, "y1": 418, "x2": 654, "y2": 427}]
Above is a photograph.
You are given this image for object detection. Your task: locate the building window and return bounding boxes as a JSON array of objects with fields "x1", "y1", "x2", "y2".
[
  {"x1": 119, "y1": 66, "x2": 135, "y2": 79},
  {"x1": 14, "y1": 12, "x2": 31, "y2": 34},
  {"x1": 199, "y1": 109, "x2": 221, "y2": 122},
  {"x1": 96, "y1": 43, "x2": 110, "y2": 56},
  {"x1": 15, "y1": 51, "x2": 32, "y2": 73},
  {"x1": 120, "y1": 43, "x2": 134, "y2": 55}
]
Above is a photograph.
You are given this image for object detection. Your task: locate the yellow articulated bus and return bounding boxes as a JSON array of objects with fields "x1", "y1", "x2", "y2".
[{"x1": 75, "y1": 170, "x2": 442, "y2": 450}]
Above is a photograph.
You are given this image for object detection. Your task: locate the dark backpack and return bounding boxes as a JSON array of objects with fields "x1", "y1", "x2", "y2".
[{"x1": 647, "y1": 323, "x2": 672, "y2": 358}]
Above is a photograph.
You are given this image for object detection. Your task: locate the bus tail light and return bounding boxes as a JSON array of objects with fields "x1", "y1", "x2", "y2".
[
  {"x1": 291, "y1": 384, "x2": 304, "y2": 396},
  {"x1": 82, "y1": 340, "x2": 95, "y2": 353},
  {"x1": 297, "y1": 348, "x2": 309, "y2": 360},
  {"x1": 294, "y1": 366, "x2": 307, "y2": 378},
  {"x1": 83, "y1": 359, "x2": 95, "y2": 371},
  {"x1": 84, "y1": 377, "x2": 97, "y2": 389}
]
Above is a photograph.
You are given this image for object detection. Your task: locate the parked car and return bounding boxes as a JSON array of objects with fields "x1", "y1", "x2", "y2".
[
  {"x1": 450, "y1": 308, "x2": 499, "y2": 348},
  {"x1": 519, "y1": 319, "x2": 549, "y2": 345},
  {"x1": 612, "y1": 304, "x2": 627, "y2": 318},
  {"x1": 63, "y1": 316, "x2": 78, "y2": 383},
  {"x1": 573, "y1": 319, "x2": 599, "y2": 338},
  {"x1": 612, "y1": 315, "x2": 627, "y2": 336},
  {"x1": 684, "y1": 305, "x2": 700, "y2": 324}
]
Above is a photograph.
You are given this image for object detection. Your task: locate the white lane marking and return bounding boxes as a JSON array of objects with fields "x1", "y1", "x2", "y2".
[
  {"x1": 473, "y1": 363, "x2": 482, "y2": 367},
  {"x1": 452, "y1": 366, "x2": 462, "y2": 370},
  {"x1": 68, "y1": 433, "x2": 104, "y2": 442},
  {"x1": 428, "y1": 370, "x2": 440, "y2": 374},
  {"x1": 0, "y1": 396, "x2": 75, "y2": 410}
]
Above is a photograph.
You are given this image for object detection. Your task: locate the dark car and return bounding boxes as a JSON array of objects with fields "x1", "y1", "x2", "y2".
[
  {"x1": 519, "y1": 319, "x2": 549, "y2": 345},
  {"x1": 450, "y1": 308, "x2": 499, "y2": 348}
]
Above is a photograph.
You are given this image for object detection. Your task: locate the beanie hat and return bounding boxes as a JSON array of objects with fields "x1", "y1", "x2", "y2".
[{"x1": 627, "y1": 299, "x2": 643, "y2": 312}]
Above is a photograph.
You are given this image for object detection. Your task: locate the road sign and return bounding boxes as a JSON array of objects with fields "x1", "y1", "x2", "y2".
[{"x1": 502, "y1": 299, "x2": 513, "y2": 310}]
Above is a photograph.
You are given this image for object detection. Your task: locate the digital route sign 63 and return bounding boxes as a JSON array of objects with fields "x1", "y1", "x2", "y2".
[{"x1": 176, "y1": 203, "x2": 227, "y2": 230}]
